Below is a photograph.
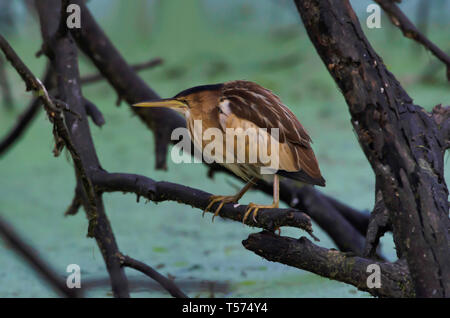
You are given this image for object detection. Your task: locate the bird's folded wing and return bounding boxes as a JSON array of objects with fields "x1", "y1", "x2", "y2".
[{"x1": 218, "y1": 81, "x2": 324, "y2": 184}]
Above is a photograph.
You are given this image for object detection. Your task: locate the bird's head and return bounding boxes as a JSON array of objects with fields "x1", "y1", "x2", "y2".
[{"x1": 133, "y1": 84, "x2": 223, "y2": 117}]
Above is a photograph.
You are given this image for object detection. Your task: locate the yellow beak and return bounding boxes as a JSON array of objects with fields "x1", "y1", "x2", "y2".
[{"x1": 132, "y1": 98, "x2": 188, "y2": 109}]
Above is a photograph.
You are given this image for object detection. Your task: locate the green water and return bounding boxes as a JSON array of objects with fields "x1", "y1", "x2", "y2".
[{"x1": 0, "y1": 0, "x2": 449, "y2": 297}]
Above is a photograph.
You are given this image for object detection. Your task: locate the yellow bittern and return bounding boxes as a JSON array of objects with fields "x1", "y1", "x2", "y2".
[{"x1": 134, "y1": 80, "x2": 325, "y2": 223}]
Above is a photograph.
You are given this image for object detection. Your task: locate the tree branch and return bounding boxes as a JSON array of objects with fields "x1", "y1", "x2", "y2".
[
  {"x1": 119, "y1": 254, "x2": 188, "y2": 298},
  {"x1": 80, "y1": 57, "x2": 163, "y2": 85},
  {"x1": 364, "y1": 187, "x2": 391, "y2": 258},
  {"x1": 208, "y1": 164, "x2": 368, "y2": 254},
  {"x1": 34, "y1": 0, "x2": 132, "y2": 297},
  {"x1": 374, "y1": 0, "x2": 450, "y2": 81},
  {"x1": 243, "y1": 231, "x2": 415, "y2": 298},
  {"x1": 0, "y1": 64, "x2": 54, "y2": 157},
  {"x1": 92, "y1": 171, "x2": 317, "y2": 239},
  {"x1": 0, "y1": 55, "x2": 13, "y2": 109},
  {"x1": 84, "y1": 98, "x2": 105, "y2": 127},
  {"x1": 0, "y1": 214, "x2": 80, "y2": 298}
]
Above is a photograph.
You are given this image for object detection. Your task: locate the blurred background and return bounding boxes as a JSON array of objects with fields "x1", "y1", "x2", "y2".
[{"x1": 0, "y1": 0, "x2": 449, "y2": 297}]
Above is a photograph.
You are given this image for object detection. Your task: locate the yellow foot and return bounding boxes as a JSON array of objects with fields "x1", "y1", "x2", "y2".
[
  {"x1": 203, "y1": 195, "x2": 239, "y2": 222},
  {"x1": 242, "y1": 202, "x2": 279, "y2": 224}
]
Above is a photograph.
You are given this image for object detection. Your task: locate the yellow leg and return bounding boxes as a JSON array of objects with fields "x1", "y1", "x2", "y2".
[
  {"x1": 243, "y1": 174, "x2": 280, "y2": 224},
  {"x1": 203, "y1": 178, "x2": 256, "y2": 222}
]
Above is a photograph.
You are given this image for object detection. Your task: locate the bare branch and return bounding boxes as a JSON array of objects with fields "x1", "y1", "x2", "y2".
[
  {"x1": 364, "y1": 188, "x2": 391, "y2": 258},
  {"x1": 80, "y1": 58, "x2": 163, "y2": 85},
  {"x1": 119, "y1": 254, "x2": 188, "y2": 298},
  {"x1": 208, "y1": 164, "x2": 367, "y2": 254},
  {"x1": 0, "y1": 214, "x2": 80, "y2": 298},
  {"x1": 65, "y1": 182, "x2": 83, "y2": 216},
  {"x1": 0, "y1": 55, "x2": 13, "y2": 109},
  {"x1": 243, "y1": 231, "x2": 415, "y2": 298},
  {"x1": 84, "y1": 98, "x2": 105, "y2": 127},
  {"x1": 374, "y1": 0, "x2": 450, "y2": 81},
  {"x1": 92, "y1": 171, "x2": 317, "y2": 239},
  {"x1": 35, "y1": 0, "x2": 130, "y2": 297},
  {"x1": 0, "y1": 68, "x2": 49, "y2": 156}
]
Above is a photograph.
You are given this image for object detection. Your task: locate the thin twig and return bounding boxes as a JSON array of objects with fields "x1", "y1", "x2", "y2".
[
  {"x1": 80, "y1": 58, "x2": 163, "y2": 85},
  {"x1": 0, "y1": 55, "x2": 13, "y2": 109},
  {"x1": 84, "y1": 98, "x2": 105, "y2": 127},
  {"x1": 375, "y1": 0, "x2": 450, "y2": 81}
]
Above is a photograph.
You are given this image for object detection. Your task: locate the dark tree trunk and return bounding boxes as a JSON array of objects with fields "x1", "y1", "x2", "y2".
[
  {"x1": 34, "y1": 0, "x2": 130, "y2": 297},
  {"x1": 294, "y1": 0, "x2": 450, "y2": 297}
]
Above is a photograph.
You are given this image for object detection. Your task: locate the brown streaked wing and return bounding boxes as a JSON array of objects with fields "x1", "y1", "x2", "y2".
[
  {"x1": 222, "y1": 80, "x2": 311, "y2": 147},
  {"x1": 221, "y1": 80, "x2": 325, "y2": 185}
]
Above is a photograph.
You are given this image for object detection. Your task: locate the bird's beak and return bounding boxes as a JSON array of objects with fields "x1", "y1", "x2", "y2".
[{"x1": 132, "y1": 98, "x2": 188, "y2": 110}]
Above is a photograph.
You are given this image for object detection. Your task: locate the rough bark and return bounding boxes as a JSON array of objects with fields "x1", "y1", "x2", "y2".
[
  {"x1": 243, "y1": 231, "x2": 415, "y2": 298},
  {"x1": 35, "y1": 0, "x2": 130, "y2": 297},
  {"x1": 92, "y1": 171, "x2": 316, "y2": 238},
  {"x1": 294, "y1": 0, "x2": 450, "y2": 297}
]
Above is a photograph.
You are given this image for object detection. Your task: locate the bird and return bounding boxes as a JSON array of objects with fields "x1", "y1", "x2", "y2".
[{"x1": 133, "y1": 80, "x2": 325, "y2": 223}]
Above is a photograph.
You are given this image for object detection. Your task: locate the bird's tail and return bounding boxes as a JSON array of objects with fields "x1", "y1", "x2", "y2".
[{"x1": 276, "y1": 169, "x2": 326, "y2": 187}]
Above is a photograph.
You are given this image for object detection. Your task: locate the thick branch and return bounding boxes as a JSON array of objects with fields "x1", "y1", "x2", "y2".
[
  {"x1": 374, "y1": 0, "x2": 450, "y2": 81},
  {"x1": 92, "y1": 171, "x2": 316, "y2": 238},
  {"x1": 208, "y1": 164, "x2": 368, "y2": 254},
  {"x1": 243, "y1": 231, "x2": 415, "y2": 298}
]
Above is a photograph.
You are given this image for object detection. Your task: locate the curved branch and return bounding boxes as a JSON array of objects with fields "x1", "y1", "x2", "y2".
[
  {"x1": 119, "y1": 254, "x2": 188, "y2": 298},
  {"x1": 84, "y1": 98, "x2": 105, "y2": 127},
  {"x1": 243, "y1": 231, "x2": 414, "y2": 298}
]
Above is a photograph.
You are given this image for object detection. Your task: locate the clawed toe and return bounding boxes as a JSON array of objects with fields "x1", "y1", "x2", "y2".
[
  {"x1": 203, "y1": 195, "x2": 237, "y2": 222},
  {"x1": 242, "y1": 202, "x2": 279, "y2": 224}
]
